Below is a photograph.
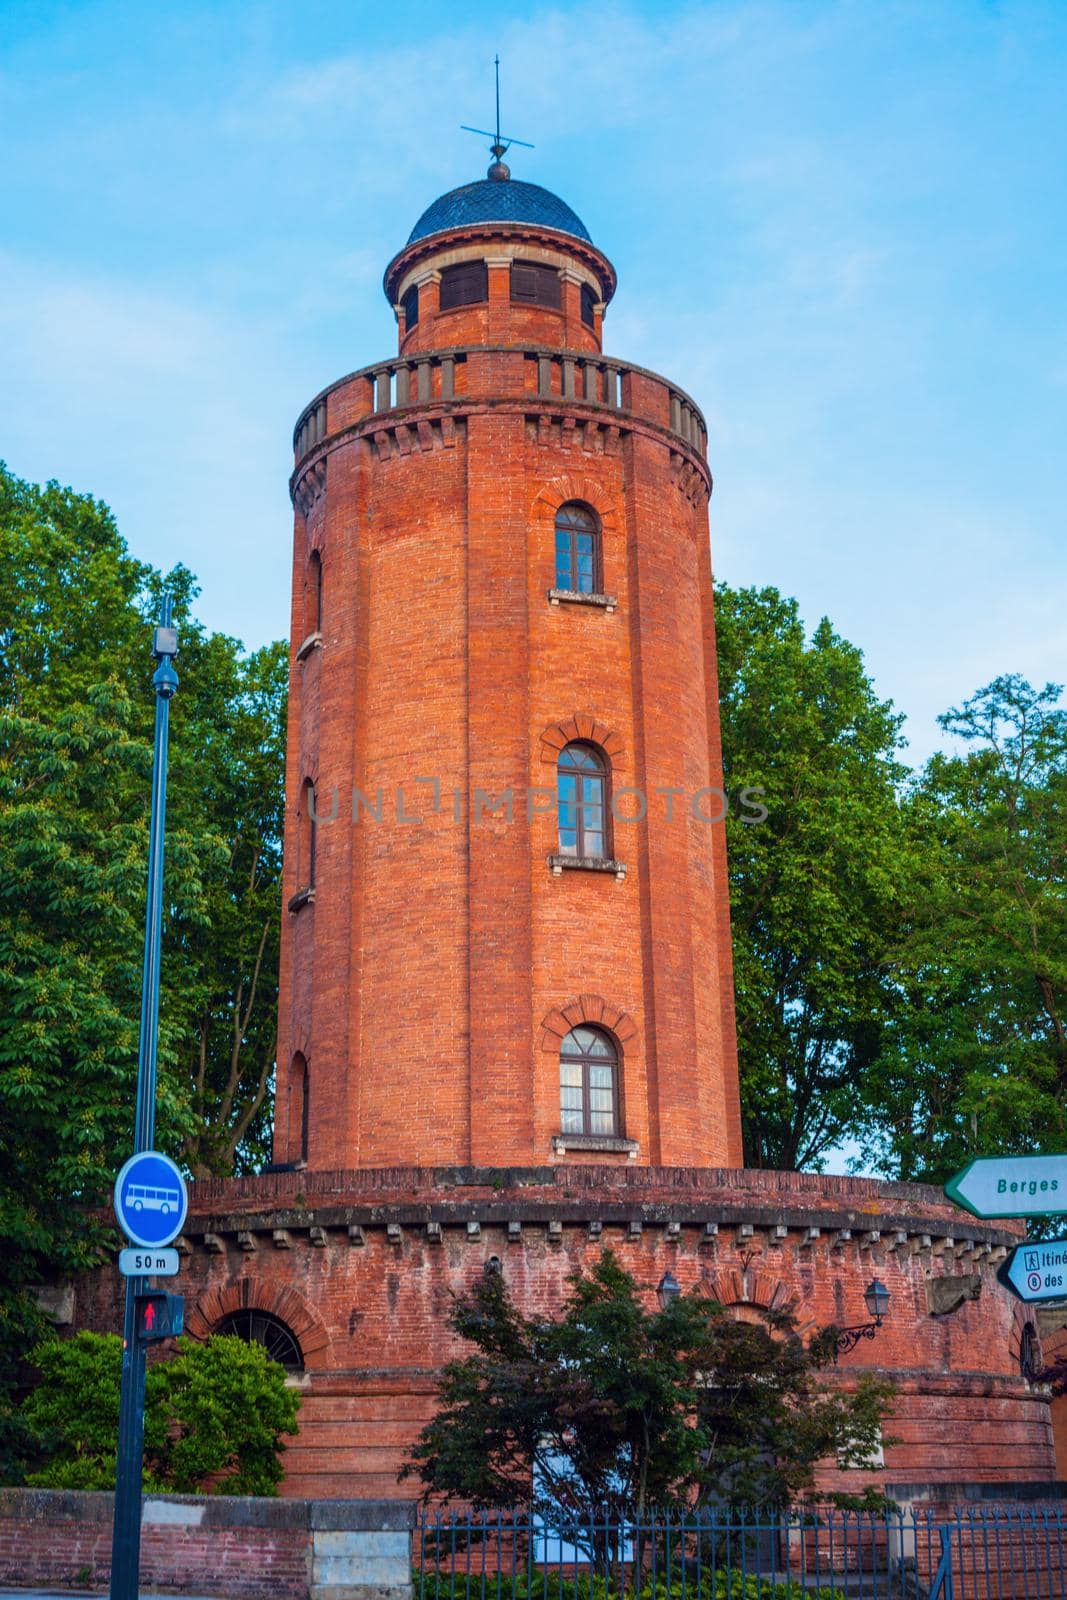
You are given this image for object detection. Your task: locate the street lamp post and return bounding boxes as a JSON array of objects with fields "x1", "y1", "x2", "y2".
[{"x1": 109, "y1": 600, "x2": 179, "y2": 1600}]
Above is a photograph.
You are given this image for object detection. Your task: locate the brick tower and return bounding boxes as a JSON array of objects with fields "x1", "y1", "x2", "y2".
[
  {"x1": 274, "y1": 157, "x2": 743, "y2": 1175},
  {"x1": 78, "y1": 159, "x2": 1058, "y2": 1501}
]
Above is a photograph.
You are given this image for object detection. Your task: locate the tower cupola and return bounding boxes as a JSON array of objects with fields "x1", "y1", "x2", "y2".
[
  {"x1": 405, "y1": 175, "x2": 594, "y2": 245},
  {"x1": 384, "y1": 165, "x2": 616, "y2": 356}
]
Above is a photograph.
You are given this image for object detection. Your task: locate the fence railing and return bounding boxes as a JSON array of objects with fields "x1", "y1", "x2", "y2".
[{"x1": 415, "y1": 1507, "x2": 1067, "y2": 1600}]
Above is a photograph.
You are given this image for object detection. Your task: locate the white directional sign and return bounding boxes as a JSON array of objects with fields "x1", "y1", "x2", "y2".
[
  {"x1": 944, "y1": 1155, "x2": 1067, "y2": 1219},
  {"x1": 118, "y1": 1247, "x2": 180, "y2": 1278},
  {"x1": 1002, "y1": 1239, "x2": 1067, "y2": 1303}
]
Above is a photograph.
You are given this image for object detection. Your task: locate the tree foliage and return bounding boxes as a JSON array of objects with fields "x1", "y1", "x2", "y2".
[
  {"x1": 0, "y1": 462, "x2": 285, "y2": 1379},
  {"x1": 403, "y1": 1252, "x2": 892, "y2": 1516},
  {"x1": 717, "y1": 575, "x2": 1067, "y2": 1185},
  {"x1": 16, "y1": 1330, "x2": 299, "y2": 1494},
  {"x1": 165, "y1": 628, "x2": 286, "y2": 1179},
  {"x1": 860, "y1": 675, "x2": 1067, "y2": 1183},
  {"x1": 715, "y1": 583, "x2": 908, "y2": 1170}
]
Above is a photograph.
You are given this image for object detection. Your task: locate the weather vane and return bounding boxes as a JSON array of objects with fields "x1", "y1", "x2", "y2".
[{"x1": 461, "y1": 55, "x2": 533, "y2": 176}]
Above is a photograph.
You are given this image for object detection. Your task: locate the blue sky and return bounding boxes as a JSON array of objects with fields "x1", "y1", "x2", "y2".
[{"x1": 1, "y1": 0, "x2": 1064, "y2": 765}]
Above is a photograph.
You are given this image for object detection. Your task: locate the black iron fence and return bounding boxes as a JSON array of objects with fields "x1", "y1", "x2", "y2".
[{"x1": 415, "y1": 1507, "x2": 1067, "y2": 1599}]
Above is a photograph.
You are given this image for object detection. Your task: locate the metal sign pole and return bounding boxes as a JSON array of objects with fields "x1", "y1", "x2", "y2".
[{"x1": 110, "y1": 600, "x2": 179, "y2": 1600}]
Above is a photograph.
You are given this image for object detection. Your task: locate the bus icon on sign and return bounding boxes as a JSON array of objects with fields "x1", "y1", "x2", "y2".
[
  {"x1": 124, "y1": 1183, "x2": 181, "y2": 1215},
  {"x1": 114, "y1": 1152, "x2": 188, "y2": 1249}
]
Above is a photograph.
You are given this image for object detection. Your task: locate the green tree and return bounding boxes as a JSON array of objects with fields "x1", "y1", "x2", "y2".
[
  {"x1": 18, "y1": 1330, "x2": 299, "y2": 1494},
  {"x1": 715, "y1": 584, "x2": 908, "y2": 1169},
  {"x1": 402, "y1": 1252, "x2": 891, "y2": 1518},
  {"x1": 148, "y1": 1335, "x2": 300, "y2": 1494},
  {"x1": 166, "y1": 631, "x2": 287, "y2": 1178},
  {"x1": 13, "y1": 1331, "x2": 122, "y2": 1489},
  {"x1": 0, "y1": 462, "x2": 285, "y2": 1380},
  {"x1": 861, "y1": 675, "x2": 1067, "y2": 1182}
]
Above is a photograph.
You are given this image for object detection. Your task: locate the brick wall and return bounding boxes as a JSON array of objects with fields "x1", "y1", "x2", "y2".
[
  {"x1": 0, "y1": 1490, "x2": 414, "y2": 1600},
  {"x1": 0, "y1": 1489, "x2": 308, "y2": 1597},
  {"x1": 7, "y1": 1486, "x2": 1066, "y2": 1599},
  {"x1": 75, "y1": 1164, "x2": 1053, "y2": 1500},
  {"x1": 279, "y1": 257, "x2": 739, "y2": 1173}
]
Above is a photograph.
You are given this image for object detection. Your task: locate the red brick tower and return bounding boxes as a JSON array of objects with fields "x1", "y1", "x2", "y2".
[
  {"x1": 77, "y1": 160, "x2": 1060, "y2": 1500},
  {"x1": 275, "y1": 159, "x2": 743, "y2": 1174}
]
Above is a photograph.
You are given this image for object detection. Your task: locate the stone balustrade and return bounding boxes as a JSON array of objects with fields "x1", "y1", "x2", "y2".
[{"x1": 292, "y1": 345, "x2": 708, "y2": 467}]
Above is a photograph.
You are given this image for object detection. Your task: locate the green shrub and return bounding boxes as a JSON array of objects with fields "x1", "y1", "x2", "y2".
[
  {"x1": 148, "y1": 1334, "x2": 300, "y2": 1495},
  {"x1": 416, "y1": 1572, "x2": 844, "y2": 1600},
  {"x1": 19, "y1": 1330, "x2": 299, "y2": 1495},
  {"x1": 21, "y1": 1331, "x2": 126, "y2": 1490}
]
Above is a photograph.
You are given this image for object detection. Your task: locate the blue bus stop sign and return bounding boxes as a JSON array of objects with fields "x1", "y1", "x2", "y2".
[{"x1": 114, "y1": 1152, "x2": 188, "y2": 1249}]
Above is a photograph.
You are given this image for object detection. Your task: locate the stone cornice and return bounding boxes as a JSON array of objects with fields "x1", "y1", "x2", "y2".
[
  {"x1": 384, "y1": 222, "x2": 617, "y2": 307},
  {"x1": 171, "y1": 1163, "x2": 1020, "y2": 1258}
]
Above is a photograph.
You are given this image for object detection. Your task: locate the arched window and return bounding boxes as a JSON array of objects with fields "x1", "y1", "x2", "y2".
[
  {"x1": 581, "y1": 282, "x2": 597, "y2": 329},
  {"x1": 401, "y1": 282, "x2": 419, "y2": 331},
  {"x1": 290, "y1": 1052, "x2": 309, "y2": 1164},
  {"x1": 554, "y1": 502, "x2": 600, "y2": 594},
  {"x1": 300, "y1": 779, "x2": 317, "y2": 890},
  {"x1": 1021, "y1": 1321, "x2": 1041, "y2": 1381},
  {"x1": 307, "y1": 549, "x2": 323, "y2": 636},
  {"x1": 560, "y1": 1026, "x2": 619, "y2": 1136},
  {"x1": 558, "y1": 743, "x2": 608, "y2": 859},
  {"x1": 215, "y1": 1310, "x2": 304, "y2": 1372}
]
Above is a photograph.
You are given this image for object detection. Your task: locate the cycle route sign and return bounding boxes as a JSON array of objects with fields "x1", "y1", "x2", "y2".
[
  {"x1": 1001, "y1": 1239, "x2": 1067, "y2": 1304},
  {"x1": 113, "y1": 1151, "x2": 188, "y2": 1250}
]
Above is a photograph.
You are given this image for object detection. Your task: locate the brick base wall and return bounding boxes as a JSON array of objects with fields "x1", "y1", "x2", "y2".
[
  {"x1": 0, "y1": 1490, "x2": 309, "y2": 1597},
  {"x1": 71, "y1": 1164, "x2": 1054, "y2": 1499},
  {"x1": 5, "y1": 1485, "x2": 1066, "y2": 1599},
  {"x1": 0, "y1": 1490, "x2": 414, "y2": 1600}
]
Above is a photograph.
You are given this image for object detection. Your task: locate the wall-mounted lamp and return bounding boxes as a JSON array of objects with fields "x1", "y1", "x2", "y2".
[
  {"x1": 657, "y1": 1270, "x2": 681, "y2": 1309},
  {"x1": 835, "y1": 1278, "x2": 891, "y2": 1359}
]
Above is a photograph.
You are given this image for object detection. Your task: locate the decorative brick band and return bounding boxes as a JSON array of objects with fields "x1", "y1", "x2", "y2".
[
  {"x1": 539, "y1": 994, "x2": 638, "y2": 1052},
  {"x1": 291, "y1": 398, "x2": 710, "y2": 503},
  {"x1": 703, "y1": 1267, "x2": 794, "y2": 1315},
  {"x1": 530, "y1": 472, "x2": 623, "y2": 528},
  {"x1": 293, "y1": 458, "x2": 327, "y2": 516},
  {"x1": 185, "y1": 1273, "x2": 331, "y2": 1366},
  {"x1": 539, "y1": 713, "x2": 626, "y2": 766}
]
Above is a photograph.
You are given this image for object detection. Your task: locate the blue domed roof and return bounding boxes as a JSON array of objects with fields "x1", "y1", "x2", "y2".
[{"x1": 407, "y1": 177, "x2": 592, "y2": 245}]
